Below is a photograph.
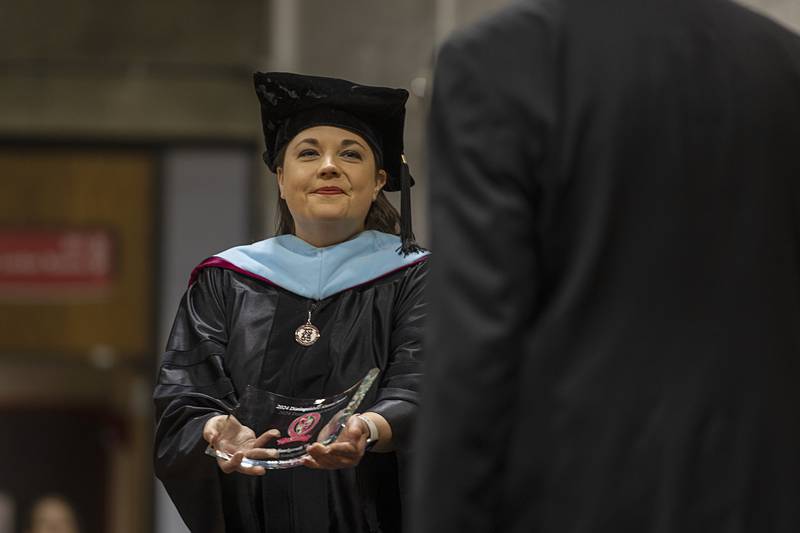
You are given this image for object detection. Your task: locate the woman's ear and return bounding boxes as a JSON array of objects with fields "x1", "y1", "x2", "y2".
[
  {"x1": 277, "y1": 167, "x2": 286, "y2": 199},
  {"x1": 374, "y1": 169, "x2": 388, "y2": 200}
]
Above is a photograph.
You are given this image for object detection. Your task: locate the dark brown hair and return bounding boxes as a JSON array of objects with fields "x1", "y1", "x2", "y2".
[{"x1": 274, "y1": 145, "x2": 401, "y2": 236}]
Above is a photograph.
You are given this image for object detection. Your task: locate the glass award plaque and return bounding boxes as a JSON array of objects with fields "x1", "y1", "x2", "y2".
[{"x1": 205, "y1": 368, "x2": 379, "y2": 470}]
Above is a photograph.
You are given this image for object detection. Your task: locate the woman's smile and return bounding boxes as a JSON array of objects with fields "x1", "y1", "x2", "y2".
[{"x1": 312, "y1": 186, "x2": 347, "y2": 195}]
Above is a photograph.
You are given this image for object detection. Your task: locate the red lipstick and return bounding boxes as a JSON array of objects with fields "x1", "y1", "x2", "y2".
[{"x1": 313, "y1": 186, "x2": 345, "y2": 195}]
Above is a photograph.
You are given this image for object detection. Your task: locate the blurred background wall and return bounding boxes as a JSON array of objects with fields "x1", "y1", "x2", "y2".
[{"x1": 0, "y1": 1, "x2": 796, "y2": 532}]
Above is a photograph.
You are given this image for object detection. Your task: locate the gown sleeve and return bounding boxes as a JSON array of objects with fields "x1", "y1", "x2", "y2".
[
  {"x1": 153, "y1": 267, "x2": 236, "y2": 533},
  {"x1": 368, "y1": 259, "x2": 429, "y2": 451}
]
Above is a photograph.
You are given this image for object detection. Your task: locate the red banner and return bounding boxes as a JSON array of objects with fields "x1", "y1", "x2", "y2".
[{"x1": 0, "y1": 229, "x2": 115, "y2": 299}]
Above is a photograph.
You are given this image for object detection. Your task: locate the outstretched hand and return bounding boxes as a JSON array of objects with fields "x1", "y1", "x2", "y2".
[
  {"x1": 203, "y1": 415, "x2": 281, "y2": 476},
  {"x1": 302, "y1": 415, "x2": 369, "y2": 470}
]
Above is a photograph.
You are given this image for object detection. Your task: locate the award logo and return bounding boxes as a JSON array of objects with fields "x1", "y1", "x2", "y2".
[{"x1": 277, "y1": 413, "x2": 322, "y2": 445}]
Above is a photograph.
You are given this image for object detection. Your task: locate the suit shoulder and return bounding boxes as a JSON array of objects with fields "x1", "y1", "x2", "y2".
[
  {"x1": 718, "y1": 0, "x2": 800, "y2": 70},
  {"x1": 723, "y1": 0, "x2": 800, "y2": 39},
  {"x1": 441, "y1": 0, "x2": 562, "y2": 58}
]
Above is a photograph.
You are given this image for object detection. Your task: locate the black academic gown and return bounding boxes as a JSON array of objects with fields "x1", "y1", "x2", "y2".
[
  {"x1": 154, "y1": 256, "x2": 428, "y2": 533},
  {"x1": 414, "y1": 0, "x2": 800, "y2": 532}
]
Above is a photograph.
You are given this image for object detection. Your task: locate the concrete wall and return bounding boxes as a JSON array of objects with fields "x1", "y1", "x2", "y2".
[
  {"x1": 0, "y1": 0, "x2": 265, "y2": 139},
  {"x1": 1, "y1": 0, "x2": 796, "y2": 142},
  {"x1": 0, "y1": 0, "x2": 524, "y2": 247},
  {"x1": 3, "y1": 0, "x2": 796, "y2": 245}
]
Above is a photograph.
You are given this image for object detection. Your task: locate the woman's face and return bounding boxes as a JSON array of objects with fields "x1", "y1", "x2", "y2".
[{"x1": 278, "y1": 125, "x2": 387, "y2": 240}]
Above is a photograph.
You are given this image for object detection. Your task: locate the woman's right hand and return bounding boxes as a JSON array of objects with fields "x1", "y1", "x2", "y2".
[{"x1": 203, "y1": 415, "x2": 281, "y2": 476}]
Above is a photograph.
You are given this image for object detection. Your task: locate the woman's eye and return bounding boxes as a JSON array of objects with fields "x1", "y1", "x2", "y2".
[
  {"x1": 340, "y1": 150, "x2": 363, "y2": 160},
  {"x1": 298, "y1": 149, "x2": 318, "y2": 158}
]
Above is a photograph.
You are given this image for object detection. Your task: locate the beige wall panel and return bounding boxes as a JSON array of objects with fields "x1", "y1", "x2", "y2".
[{"x1": 0, "y1": 149, "x2": 155, "y2": 359}]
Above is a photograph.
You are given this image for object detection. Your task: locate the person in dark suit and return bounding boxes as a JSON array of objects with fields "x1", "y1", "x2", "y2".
[{"x1": 412, "y1": 0, "x2": 800, "y2": 532}]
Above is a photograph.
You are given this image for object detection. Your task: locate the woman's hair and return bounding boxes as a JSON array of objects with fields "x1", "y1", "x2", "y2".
[{"x1": 274, "y1": 144, "x2": 401, "y2": 236}]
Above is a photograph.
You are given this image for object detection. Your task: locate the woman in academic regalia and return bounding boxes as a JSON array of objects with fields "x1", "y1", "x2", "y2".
[{"x1": 153, "y1": 72, "x2": 429, "y2": 533}]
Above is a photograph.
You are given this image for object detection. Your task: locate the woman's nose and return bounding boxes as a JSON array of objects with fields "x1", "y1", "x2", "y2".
[{"x1": 317, "y1": 156, "x2": 340, "y2": 179}]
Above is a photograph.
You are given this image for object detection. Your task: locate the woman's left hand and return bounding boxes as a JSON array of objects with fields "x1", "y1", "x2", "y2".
[{"x1": 302, "y1": 415, "x2": 369, "y2": 470}]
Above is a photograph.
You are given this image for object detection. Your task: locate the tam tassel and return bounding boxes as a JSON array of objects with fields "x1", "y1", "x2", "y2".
[{"x1": 397, "y1": 154, "x2": 424, "y2": 256}]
